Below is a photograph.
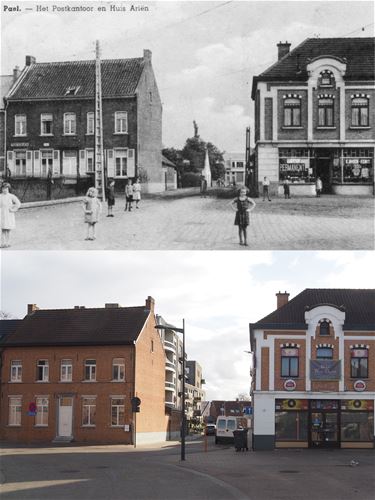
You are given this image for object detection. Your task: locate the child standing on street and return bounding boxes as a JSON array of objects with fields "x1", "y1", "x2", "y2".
[
  {"x1": 82, "y1": 187, "x2": 102, "y2": 241},
  {"x1": 230, "y1": 187, "x2": 256, "y2": 246},
  {"x1": 125, "y1": 179, "x2": 133, "y2": 211},
  {"x1": 0, "y1": 182, "x2": 21, "y2": 248},
  {"x1": 133, "y1": 177, "x2": 141, "y2": 209},
  {"x1": 106, "y1": 180, "x2": 115, "y2": 217}
]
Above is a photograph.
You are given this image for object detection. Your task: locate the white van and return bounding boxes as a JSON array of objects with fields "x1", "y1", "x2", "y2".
[{"x1": 215, "y1": 416, "x2": 248, "y2": 444}]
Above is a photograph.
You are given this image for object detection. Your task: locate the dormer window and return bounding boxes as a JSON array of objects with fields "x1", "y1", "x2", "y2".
[{"x1": 65, "y1": 86, "x2": 80, "y2": 96}]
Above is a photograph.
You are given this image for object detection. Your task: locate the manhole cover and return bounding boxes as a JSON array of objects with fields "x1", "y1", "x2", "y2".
[{"x1": 279, "y1": 470, "x2": 300, "y2": 474}]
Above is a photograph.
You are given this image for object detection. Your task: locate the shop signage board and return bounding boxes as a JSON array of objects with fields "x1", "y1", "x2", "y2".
[{"x1": 310, "y1": 360, "x2": 341, "y2": 380}]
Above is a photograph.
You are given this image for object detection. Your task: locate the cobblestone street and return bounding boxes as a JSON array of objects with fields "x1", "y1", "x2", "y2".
[{"x1": 5, "y1": 193, "x2": 375, "y2": 250}]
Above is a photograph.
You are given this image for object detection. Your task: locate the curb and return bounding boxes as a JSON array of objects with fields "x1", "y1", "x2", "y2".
[{"x1": 20, "y1": 197, "x2": 85, "y2": 209}]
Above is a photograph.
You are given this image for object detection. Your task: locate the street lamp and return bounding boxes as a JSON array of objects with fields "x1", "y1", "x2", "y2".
[{"x1": 155, "y1": 319, "x2": 186, "y2": 461}]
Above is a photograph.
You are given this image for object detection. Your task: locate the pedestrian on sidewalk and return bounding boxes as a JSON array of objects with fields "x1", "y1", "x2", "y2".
[
  {"x1": 106, "y1": 179, "x2": 115, "y2": 217},
  {"x1": 133, "y1": 177, "x2": 141, "y2": 209},
  {"x1": 283, "y1": 177, "x2": 291, "y2": 199},
  {"x1": 0, "y1": 182, "x2": 21, "y2": 248},
  {"x1": 316, "y1": 176, "x2": 323, "y2": 197},
  {"x1": 230, "y1": 187, "x2": 256, "y2": 246},
  {"x1": 125, "y1": 179, "x2": 134, "y2": 211},
  {"x1": 262, "y1": 176, "x2": 271, "y2": 201},
  {"x1": 82, "y1": 187, "x2": 102, "y2": 241},
  {"x1": 200, "y1": 175, "x2": 208, "y2": 198}
]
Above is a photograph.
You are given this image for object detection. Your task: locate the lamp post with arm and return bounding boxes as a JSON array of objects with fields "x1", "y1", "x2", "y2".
[{"x1": 155, "y1": 319, "x2": 186, "y2": 461}]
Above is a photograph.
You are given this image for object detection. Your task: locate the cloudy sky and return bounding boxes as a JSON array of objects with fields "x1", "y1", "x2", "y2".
[
  {"x1": 2, "y1": 0, "x2": 374, "y2": 151},
  {"x1": 1, "y1": 250, "x2": 374, "y2": 400}
]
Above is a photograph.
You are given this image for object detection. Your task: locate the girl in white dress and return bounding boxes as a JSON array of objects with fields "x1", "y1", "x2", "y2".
[
  {"x1": 82, "y1": 187, "x2": 102, "y2": 241},
  {"x1": 133, "y1": 178, "x2": 141, "y2": 209},
  {"x1": 0, "y1": 182, "x2": 21, "y2": 248}
]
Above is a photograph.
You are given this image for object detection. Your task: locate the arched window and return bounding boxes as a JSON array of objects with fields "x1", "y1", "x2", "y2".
[
  {"x1": 351, "y1": 97, "x2": 369, "y2": 127},
  {"x1": 319, "y1": 320, "x2": 330, "y2": 336},
  {"x1": 283, "y1": 98, "x2": 301, "y2": 127}
]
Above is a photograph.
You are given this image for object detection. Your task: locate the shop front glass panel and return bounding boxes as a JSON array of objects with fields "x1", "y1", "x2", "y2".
[
  {"x1": 275, "y1": 411, "x2": 308, "y2": 441},
  {"x1": 341, "y1": 412, "x2": 374, "y2": 442},
  {"x1": 311, "y1": 411, "x2": 338, "y2": 446}
]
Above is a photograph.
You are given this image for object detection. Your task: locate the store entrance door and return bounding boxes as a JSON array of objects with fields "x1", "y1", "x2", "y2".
[
  {"x1": 315, "y1": 149, "x2": 333, "y2": 193},
  {"x1": 310, "y1": 411, "x2": 339, "y2": 448}
]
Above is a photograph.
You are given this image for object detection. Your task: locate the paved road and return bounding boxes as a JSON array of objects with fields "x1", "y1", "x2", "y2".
[
  {"x1": 1, "y1": 439, "x2": 374, "y2": 500},
  {"x1": 3, "y1": 194, "x2": 375, "y2": 250}
]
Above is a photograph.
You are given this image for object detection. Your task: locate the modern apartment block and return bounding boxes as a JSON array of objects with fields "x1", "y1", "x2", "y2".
[
  {"x1": 186, "y1": 360, "x2": 205, "y2": 428},
  {"x1": 251, "y1": 38, "x2": 374, "y2": 196},
  {"x1": 0, "y1": 298, "x2": 167, "y2": 445},
  {"x1": 250, "y1": 289, "x2": 375, "y2": 450}
]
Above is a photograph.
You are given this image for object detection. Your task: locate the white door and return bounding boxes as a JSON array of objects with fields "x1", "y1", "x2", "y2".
[
  {"x1": 62, "y1": 151, "x2": 77, "y2": 176},
  {"x1": 58, "y1": 397, "x2": 73, "y2": 437}
]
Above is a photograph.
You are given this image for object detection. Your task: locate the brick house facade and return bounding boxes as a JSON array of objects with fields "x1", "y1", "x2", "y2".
[
  {"x1": 249, "y1": 289, "x2": 375, "y2": 450},
  {"x1": 0, "y1": 297, "x2": 168, "y2": 445},
  {"x1": 4, "y1": 50, "x2": 163, "y2": 194},
  {"x1": 251, "y1": 38, "x2": 375, "y2": 196}
]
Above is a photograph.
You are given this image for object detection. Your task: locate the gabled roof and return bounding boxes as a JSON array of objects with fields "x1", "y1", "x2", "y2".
[
  {"x1": 7, "y1": 58, "x2": 145, "y2": 100},
  {"x1": 251, "y1": 289, "x2": 375, "y2": 330},
  {"x1": 3, "y1": 306, "x2": 151, "y2": 347},
  {"x1": 0, "y1": 319, "x2": 22, "y2": 344},
  {"x1": 0, "y1": 75, "x2": 14, "y2": 106},
  {"x1": 252, "y1": 37, "x2": 375, "y2": 99}
]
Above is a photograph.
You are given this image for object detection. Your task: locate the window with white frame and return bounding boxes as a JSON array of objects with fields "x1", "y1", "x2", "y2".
[
  {"x1": 86, "y1": 149, "x2": 94, "y2": 173},
  {"x1": 281, "y1": 348, "x2": 299, "y2": 377},
  {"x1": 115, "y1": 149, "x2": 127, "y2": 177},
  {"x1": 41, "y1": 113, "x2": 53, "y2": 135},
  {"x1": 87, "y1": 112, "x2": 94, "y2": 135},
  {"x1": 35, "y1": 397, "x2": 49, "y2": 426},
  {"x1": 351, "y1": 97, "x2": 369, "y2": 127},
  {"x1": 82, "y1": 397, "x2": 96, "y2": 426},
  {"x1": 9, "y1": 396, "x2": 22, "y2": 426},
  {"x1": 85, "y1": 359, "x2": 96, "y2": 381},
  {"x1": 64, "y1": 113, "x2": 76, "y2": 135},
  {"x1": 283, "y1": 98, "x2": 301, "y2": 127},
  {"x1": 15, "y1": 151, "x2": 27, "y2": 176},
  {"x1": 114, "y1": 111, "x2": 128, "y2": 134},
  {"x1": 10, "y1": 360, "x2": 22, "y2": 382},
  {"x1": 112, "y1": 358, "x2": 125, "y2": 381},
  {"x1": 15, "y1": 114, "x2": 27, "y2": 136},
  {"x1": 350, "y1": 348, "x2": 368, "y2": 378},
  {"x1": 111, "y1": 397, "x2": 125, "y2": 426},
  {"x1": 36, "y1": 360, "x2": 49, "y2": 382},
  {"x1": 318, "y1": 97, "x2": 334, "y2": 127},
  {"x1": 60, "y1": 359, "x2": 73, "y2": 382},
  {"x1": 316, "y1": 347, "x2": 333, "y2": 359}
]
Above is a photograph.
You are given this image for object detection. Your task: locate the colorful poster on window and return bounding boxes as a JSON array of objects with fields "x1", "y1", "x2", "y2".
[
  {"x1": 275, "y1": 399, "x2": 309, "y2": 411},
  {"x1": 341, "y1": 400, "x2": 374, "y2": 411}
]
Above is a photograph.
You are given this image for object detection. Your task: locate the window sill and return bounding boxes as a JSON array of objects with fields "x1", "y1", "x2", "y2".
[
  {"x1": 316, "y1": 126, "x2": 336, "y2": 130},
  {"x1": 7, "y1": 425, "x2": 21, "y2": 427},
  {"x1": 36, "y1": 380, "x2": 49, "y2": 383},
  {"x1": 111, "y1": 379, "x2": 126, "y2": 383},
  {"x1": 281, "y1": 126, "x2": 304, "y2": 130},
  {"x1": 85, "y1": 133, "x2": 94, "y2": 136},
  {"x1": 34, "y1": 425, "x2": 48, "y2": 428},
  {"x1": 63, "y1": 134, "x2": 77, "y2": 137},
  {"x1": 113, "y1": 132, "x2": 128, "y2": 135},
  {"x1": 13, "y1": 135, "x2": 27, "y2": 138},
  {"x1": 40, "y1": 134, "x2": 54, "y2": 137},
  {"x1": 59, "y1": 380, "x2": 73, "y2": 383},
  {"x1": 82, "y1": 425, "x2": 96, "y2": 428},
  {"x1": 111, "y1": 425, "x2": 125, "y2": 428},
  {"x1": 82, "y1": 380, "x2": 97, "y2": 383},
  {"x1": 349, "y1": 126, "x2": 371, "y2": 130},
  {"x1": 9, "y1": 380, "x2": 22, "y2": 383}
]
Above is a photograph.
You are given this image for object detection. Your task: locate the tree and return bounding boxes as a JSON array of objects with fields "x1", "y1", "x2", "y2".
[{"x1": 0, "y1": 311, "x2": 16, "y2": 319}]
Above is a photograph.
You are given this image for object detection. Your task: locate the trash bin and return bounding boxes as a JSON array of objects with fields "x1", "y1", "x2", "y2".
[{"x1": 233, "y1": 429, "x2": 248, "y2": 451}]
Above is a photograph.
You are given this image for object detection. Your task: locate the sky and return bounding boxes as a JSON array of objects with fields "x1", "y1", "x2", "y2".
[
  {"x1": 1, "y1": 0, "x2": 374, "y2": 152},
  {"x1": 1, "y1": 250, "x2": 374, "y2": 400}
]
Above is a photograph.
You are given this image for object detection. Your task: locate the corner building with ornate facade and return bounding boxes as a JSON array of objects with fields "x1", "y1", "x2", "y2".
[{"x1": 249, "y1": 289, "x2": 375, "y2": 450}]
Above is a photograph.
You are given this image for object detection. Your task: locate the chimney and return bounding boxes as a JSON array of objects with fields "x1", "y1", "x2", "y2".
[
  {"x1": 27, "y1": 304, "x2": 39, "y2": 315},
  {"x1": 25, "y1": 55, "x2": 36, "y2": 66},
  {"x1": 105, "y1": 303, "x2": 119, "y2": 308},
  {"x1": 276, "y1": 291, "x2": 289, "y2": 309},
  {"x1": 145, "y1": 296, "x2": 155, "y2": 312},
  {"x1": 143, "y1": 49, "x2": 152, "y2": 63},
  {"x1": 13, "y1": 66, "x2": 21, "y2": 83},
  {"x1": 277, "y1": 41, "x2": 291, "y2": 61}
]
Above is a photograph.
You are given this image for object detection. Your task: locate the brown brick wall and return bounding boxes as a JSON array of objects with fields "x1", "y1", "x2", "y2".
[
  {"x1": 260, "y1": 347, "x2": 269, "y2": 390},
  {"x1": 274, "y1": 338, "x2": 306, "y2": 391},
  {"x1": 312, "y1": 87, "x2": 340, "y2": 141},
  {"x1": 264, "y1": 98, "x2": 273, "y2": 141},
  {"x1": 343, "y1": 337, "x2": 375, "y2": 392},
  {"x1": 310, "y1": 323, "x2": 340, "y2": 392},
  {"x1": 345, "y1": 88, "x2": 375, "y2": 140},
  {"x1": 277, "y1": 89, "x2": 308, "y2": 141}
]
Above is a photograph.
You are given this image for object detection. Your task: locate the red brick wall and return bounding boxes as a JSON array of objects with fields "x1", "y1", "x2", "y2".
[
  {"x1": 264, "y1": 98, "x2": 273, "y2": 141},
  {"x1": 312, "y1": 87, "x2": 340, "y2": 141},
  {"x1": 345, "y1": 88, "x2": 375, "y2": 141},
  {"x1": 274, "y1": 338, "x2": 306, "y2": 391},
  {"x1": 260, "y1": 347, "x2": 269, "y2": 390},
  {"x1": 277, "y1": 89, "x2": 308, "y2": 141},
  {"x1": 344, "y1": 337, "x2": 375, "y2": 392}
]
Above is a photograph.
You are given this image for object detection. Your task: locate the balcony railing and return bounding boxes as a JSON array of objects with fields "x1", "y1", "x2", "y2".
[
  {"x1": 165, "y1": 381, "x2": 175, "y2": 391},
  {"x1": 164, "y1": 340, "x2": 176, "y2": 353}
]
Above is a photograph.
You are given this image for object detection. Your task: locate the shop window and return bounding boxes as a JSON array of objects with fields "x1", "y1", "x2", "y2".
[
  {"x1": 319, "y1": 320, "x2": 330, "y2": 336},
  {"x1": 341, "y1": 412, "x2": 373, "y2": 442},
  {"x1": 316, "y1": 347, "x2": 333, "y2": 359},
  {"x1": 87, "y1": 112, "x2": 94, "y2": 135},
  {"x1": 15, "y1": 114, "x2": 27, "y2": 136},
  {"x1": 36, "y1": 360, "x2": 49, "y2": 382},
  {"x1": 350, "y1": 349, "x2": 368, "y2": 378},
  {"x1": 111, "y1": 398, "x2": 125, "y2": 426},
  {"x1": 318, "y1": 98, "x2": 334, "y2": 127},
  {"x1": 10, "y1": 360, "x2": 22, "y2": 382},
  {"x1": 112, "y1": 358, "x2": 125, "y2": 381},
  {"x1": 8, "y1": 396, "x2": 22, "y2": 426},
  {"x1": 279, "y1": 148, "x2": 311, "y2": 183},
  {"x1": 35, "y1": 397, "x2": 49, "y2": 426},
  {"x1": 60, "y1": 359, "x2": 73, "y2": 382},
  {"x1": 114, "y1": 111, "x2": 128, "y2": 134},
  {"x1": 82, "y1": 397, "x2": 96, "y2": 426},
  {"x1": 281, "y1": 348, "x2": 299, "y2": 377},
  {"x1": 64, "y1": 113, "x2": 76, "y2": 135},
  {"x1": 351, "y1": 97, "x2": 369, "y2": 127},
  {"x1": 275, "y1": 411, "x2": 308, "y2": 441},
  {"x1": 41, "y1": 113, "x2": 53, "y2": 135},
  {"x1": 84, "y1": 359, "x2": 96, "y2": 381},
  {"x1": 283, "y1": 98, "x2": 301, "y2": 127}
]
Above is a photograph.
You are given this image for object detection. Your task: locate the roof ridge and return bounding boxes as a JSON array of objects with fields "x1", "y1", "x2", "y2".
[
  {"x1": 31, "y1": 305, "x2": 146, "y2": 312},
  {"x1": 30, "y1": 57, "x2": 144, "y2": 66}
]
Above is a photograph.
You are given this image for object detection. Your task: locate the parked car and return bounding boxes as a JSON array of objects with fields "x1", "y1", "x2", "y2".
[{"x1": 205, "y1": 424, "x2": 216, "y2": 436}]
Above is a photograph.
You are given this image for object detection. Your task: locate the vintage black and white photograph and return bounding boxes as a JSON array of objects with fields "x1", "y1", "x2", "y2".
[{"x1": 1, "y1": 0, "x2": 374, "y2": 249}]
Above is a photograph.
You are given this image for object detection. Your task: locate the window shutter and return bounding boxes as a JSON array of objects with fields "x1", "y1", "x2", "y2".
[
  {"x1": 7, "y1": 151, "x2": 14, "y2": 175},
  {"x1": 26, "y1": 151, "x2": 33, "y2": 176},
  {"x1": 53, "y1": 150, "x2": 60, "y2": 176},
  {"x1": 33, "y1": 151, "x2": 41, "y2": 177},
  {"x1": 79, "y1": 150, "x2": 86, "y2": 175},
  {"x1": 107, "y1": 149, "x2": 114, "y2": 177},
  {"x1": 127, "y1": 149, "x2": 135, "y2": 177}
]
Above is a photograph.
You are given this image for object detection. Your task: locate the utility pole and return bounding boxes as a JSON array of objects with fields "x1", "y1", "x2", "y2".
[{"x1": 95, "y1": 40, "x2": 105, "y2": 200}]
